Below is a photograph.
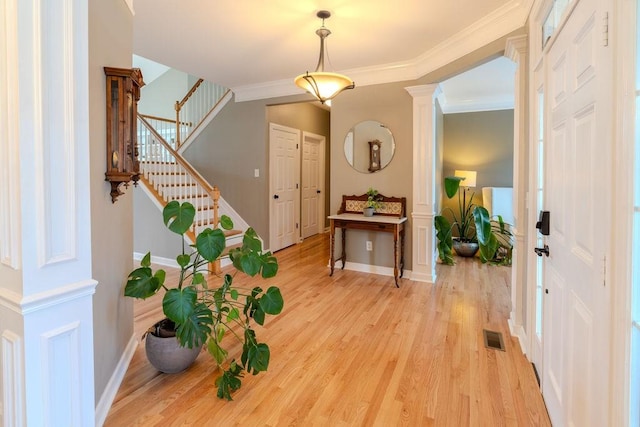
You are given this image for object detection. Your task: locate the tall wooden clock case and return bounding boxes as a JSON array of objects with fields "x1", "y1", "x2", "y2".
[{"x1": 104, "y1": 67, "x2": 144, "y2": 203}]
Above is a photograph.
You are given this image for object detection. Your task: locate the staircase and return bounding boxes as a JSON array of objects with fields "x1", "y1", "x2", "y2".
[{"x1": 136, "y1": 77, "x2": 247, "y2": 263}]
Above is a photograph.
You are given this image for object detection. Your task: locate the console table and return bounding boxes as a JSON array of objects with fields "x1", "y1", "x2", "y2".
[{"x1": 328, "y1": 193, "x2": 407, "y2": 287}]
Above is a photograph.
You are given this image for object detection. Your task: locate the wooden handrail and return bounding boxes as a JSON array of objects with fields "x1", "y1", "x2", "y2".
[
  {"x1": 138, "y1": 115, "x2": 215, "y2": 196},
  {"x1": 177, "y1": 78, "x2": 204, "y2": 109},
  {"x1": 140, "y1": 113, "x2": 192, "y2": 127}
]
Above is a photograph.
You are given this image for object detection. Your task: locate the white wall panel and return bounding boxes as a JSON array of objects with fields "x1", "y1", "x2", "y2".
[
  {"x1": 38, "y1": 0, "x2": 77, "y2": 266},
  {"x1": 42, "y1": 322, "x2": 81, "y2": 426},
  {"x1": 0, "y1": 0, "x2": 21, "y2": 270},
  {"x1": 2, "y1": 330, "x2": 24, "y2": 426}
]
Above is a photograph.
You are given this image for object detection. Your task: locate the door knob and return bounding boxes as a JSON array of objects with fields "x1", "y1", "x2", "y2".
[
  {"x1": 534, "y1": 245, "x2": 549, "y2": 257},
  {"x1": 273, "y1": 194, "x2": 279, "y2": 199}
]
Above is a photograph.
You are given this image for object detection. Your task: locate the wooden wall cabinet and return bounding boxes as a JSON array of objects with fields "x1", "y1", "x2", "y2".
[{"x1": 104, "y1": 67, "x2": 144, "y2": 203}]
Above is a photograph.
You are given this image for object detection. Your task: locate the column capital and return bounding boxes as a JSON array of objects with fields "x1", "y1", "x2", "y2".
[
  {"x1": 405, "y1": 84, "x2": 442, "y2": 100},
  {"x1": 505, "y1": 35, "x2": 528, "y2": 62}
]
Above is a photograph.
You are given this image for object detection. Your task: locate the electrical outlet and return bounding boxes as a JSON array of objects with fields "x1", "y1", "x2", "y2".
[{"x1": 366, "y1": 241, "x2": 373, "y2": 251}]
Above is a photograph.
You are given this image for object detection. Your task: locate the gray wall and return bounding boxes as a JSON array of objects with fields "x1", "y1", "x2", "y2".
[
  {"x1": 267, "y1": 102, "x2": 331, "y2": 228},
  {"x1": 133, "y1": 186, "x2": 185, "y2": 260},
  {"x1": 442, "y1": 109, "x2": 514, "y2": 217},
  {"x1": 331, "y1": 81, "x2": 414, "y2": 269},
  {"x1": 181, "y1": 93, "x2": 310, "y2": 246},
  {"x1": 138, "y1": 68, "x2": 190, "y2": 119},
  {"x1": 88, "y1": 0, "x2": 135, "y2": 403}
]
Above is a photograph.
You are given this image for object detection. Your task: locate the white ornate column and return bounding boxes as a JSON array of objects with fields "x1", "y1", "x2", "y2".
[
  {"x1": 405, "y1": 84, "x2": 442, "y2": 283},
  {"x1": 505, "y1": 35, "x2": 529, "y2": 349},
  {"x1": 0, "y1": 0, "x2": 97, "y2": 425}
]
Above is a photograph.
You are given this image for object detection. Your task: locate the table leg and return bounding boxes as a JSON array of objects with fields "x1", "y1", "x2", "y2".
[
  {"x1": 340, "y1": 228, "x2": 346, "y2": 269},
  {"x1": 393, "y1": 228, "x2": 400, "y2": 288},
  {"x1": 329, "y1": 222, "x2": 335, "y2": 276},
  {"x1": 400, "y1": 226, "x2": 405, "y2": 278}
]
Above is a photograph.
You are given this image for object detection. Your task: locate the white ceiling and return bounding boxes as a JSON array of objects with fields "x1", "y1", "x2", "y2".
[{"x1": 132, "y1": 0, "x2": 530, "y2": 102}]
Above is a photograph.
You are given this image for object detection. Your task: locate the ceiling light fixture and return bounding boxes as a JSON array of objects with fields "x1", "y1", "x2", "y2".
[{"x1": 294, "y1": 10, "x2": 355, "y2": 104}]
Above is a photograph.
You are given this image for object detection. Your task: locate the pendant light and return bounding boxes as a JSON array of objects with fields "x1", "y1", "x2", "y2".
[{"x1": 294, "y1": 10, "x2": 355, "y2": 104}]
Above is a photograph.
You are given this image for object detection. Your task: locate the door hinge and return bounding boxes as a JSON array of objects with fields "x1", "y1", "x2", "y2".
[
  {"x1": 296, "y1": 143, "x2": 299, "y2": 149},
  {"x1": 602, "y1": 12, "x2": 609, "y2": 46},
  {"x1": 603, "y1": 255, "x2": 606, "y2": 287},
  {"x1": 296, "y1": 223, "x2": 299, "y2": 229}
]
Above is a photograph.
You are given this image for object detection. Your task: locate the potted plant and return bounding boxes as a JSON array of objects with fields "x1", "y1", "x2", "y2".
[
  {"x1": 434, "y1": 176, "x2": 513, "y2": 265},
  {"x1": 125, "y1": 200, "x2": 284, "y2": 400},
  {"x1": 364, "y1": 187, "x2": 382, "y2": 217}
]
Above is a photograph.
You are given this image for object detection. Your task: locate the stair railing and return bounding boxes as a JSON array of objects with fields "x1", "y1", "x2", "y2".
[
  {"x1": 137, "y1": 115, "x2": 220, "y2": 237},
  {"x1": 139, "y1": 114, "x2": 191, "y2": 150},
  {"x1": 174, "y1": 79, "x2": 228, "y2": 148}
]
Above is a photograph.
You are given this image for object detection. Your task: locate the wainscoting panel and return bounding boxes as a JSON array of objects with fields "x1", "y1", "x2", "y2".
[
  {"x1": 0, "y1": 0, "x2": 21, "y2": 270},
  {"x1": 2, "y1": 330, "x2": 24, "y2": 426}
]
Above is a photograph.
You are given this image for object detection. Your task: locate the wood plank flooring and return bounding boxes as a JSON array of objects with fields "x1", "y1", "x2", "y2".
[{"x1": 105, "y1": 233, "x2": 550, "y2": 426}]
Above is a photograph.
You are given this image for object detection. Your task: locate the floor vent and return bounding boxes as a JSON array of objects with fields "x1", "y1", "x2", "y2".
[{"x1": 483, "y1": 329, "x2": 506, "y2": 351}]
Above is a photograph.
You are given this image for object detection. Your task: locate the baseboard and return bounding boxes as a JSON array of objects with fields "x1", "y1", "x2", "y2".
[
  {"x1": 95, "y1": 333, "x2": 138, "y2": 427},
  {"x1": 508, "y1": 319, "x2": 528, "y2": 355},
  {"x1": 331, "y1": 260, "x2": 413, "y2": 282}
]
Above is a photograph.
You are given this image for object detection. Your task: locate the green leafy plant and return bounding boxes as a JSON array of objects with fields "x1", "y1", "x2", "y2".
[
  {"x1": 434, "y1": 176, "x2": 513, "y2": 265},
  {"x1": 365, "y1": 187, "x2": 383, "y2": 210},
  {"x1": 124, "y1": 200, "x2": 284, "y2": 400}
]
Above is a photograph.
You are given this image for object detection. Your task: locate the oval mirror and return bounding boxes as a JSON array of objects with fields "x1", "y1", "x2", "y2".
[{"x1": 344, "y1": 120, "x2": 395, "y2": 173}]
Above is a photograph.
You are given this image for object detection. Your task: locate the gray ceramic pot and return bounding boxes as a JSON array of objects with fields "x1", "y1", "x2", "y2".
[
  {"x1": 145, "y1": 321, "x2": 202, "y2": 373},
  {"x1": 452, "y1": 240, "x2": 479, "y2": 257}
]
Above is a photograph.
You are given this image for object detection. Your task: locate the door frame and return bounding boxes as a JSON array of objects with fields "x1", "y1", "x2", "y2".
[
  {"x1": 301, "y1": 131, "x2": 326, "y2": 238},
  {"x1": 610, "y1": 0, "x2": 638, "y2": 424}
]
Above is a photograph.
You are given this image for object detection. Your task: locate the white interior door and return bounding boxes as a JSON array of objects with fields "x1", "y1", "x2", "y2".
[
  {"x1": 301, "y1": 132, "x2": 325, "y2": 239},
  {"x1": 269, "y1": 123, "x2": 300, "y2": 252},
  {"x1": 542, "y1": 0, "x2": 612, "y2": 425}
]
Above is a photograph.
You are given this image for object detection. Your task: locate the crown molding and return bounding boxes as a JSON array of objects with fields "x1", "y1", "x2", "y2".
[{"x1": 233, "y1": 0, "x2": 531, "y2": 102}]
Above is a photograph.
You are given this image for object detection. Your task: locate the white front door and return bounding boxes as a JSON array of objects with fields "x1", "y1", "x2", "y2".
[
  {"x1": 542, "y1": 0, "x2": 612, "y2": 425},
  {"x1": 301, "y1": 132, "x2": 325, "y2": 239},
  {"x1": 269, "y1": 123, "x2": 300, "y2": 252}
]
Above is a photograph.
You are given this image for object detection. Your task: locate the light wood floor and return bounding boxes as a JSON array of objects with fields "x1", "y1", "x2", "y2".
[{"x1": 105, "y1": 233, "x2": 550, "y2": 426}]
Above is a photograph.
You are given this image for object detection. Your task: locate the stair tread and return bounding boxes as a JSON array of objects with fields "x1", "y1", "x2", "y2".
[{"x1": 220, "y1": 242, "x2": 243, "y2": 257}]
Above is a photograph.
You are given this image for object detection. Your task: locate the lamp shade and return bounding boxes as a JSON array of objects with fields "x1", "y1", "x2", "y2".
[
  {"x1": 294, "y1": 71, "x2": 354, "y2": 104},
  {"x1": 455, "y1": 170, "x2": 477, "y2": 188}
]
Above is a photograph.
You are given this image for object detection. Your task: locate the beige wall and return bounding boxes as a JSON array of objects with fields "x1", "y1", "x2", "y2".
[
  {"x1": 331, "y1": 81, "x2": 414, "y2": 269},
  {"x1": 88, "y1": 0, "x2": 135, "y2": 402},
  {"x1": 441, "y1": 109, "x2": 514, "y2": 222}
]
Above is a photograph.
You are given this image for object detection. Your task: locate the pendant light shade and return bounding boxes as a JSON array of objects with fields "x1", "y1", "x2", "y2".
[{"x1": 294, "y1": 10, "x2": 354, "y2": 104}]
